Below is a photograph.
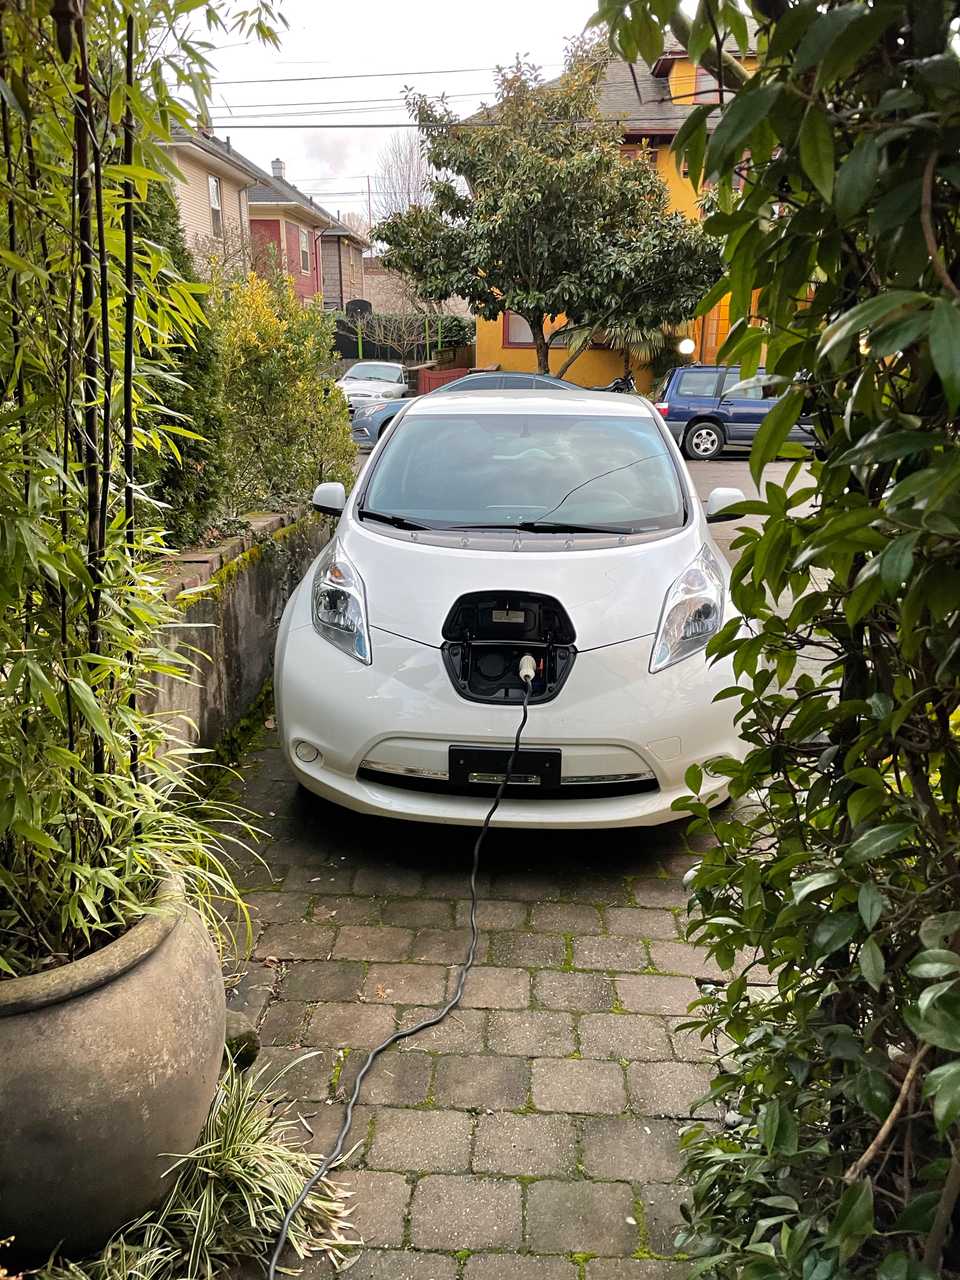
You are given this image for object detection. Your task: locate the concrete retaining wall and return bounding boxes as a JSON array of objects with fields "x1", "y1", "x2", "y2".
[{"x1": 154, "y1": 512, "x2": 331, "y2": 751}]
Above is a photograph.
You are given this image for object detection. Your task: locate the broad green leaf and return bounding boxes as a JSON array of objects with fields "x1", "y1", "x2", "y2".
[
  {"x1": 858, "y1": 883, "x2": 887, "y2": 931},
  {"x1": 794, "y1": 5, "x2": 867, "y2": 71},
  {"x1": 705, "y1": 83, "x2": 782, "y2": 180},
  {"x1": 685, "y1": 762, "x2": 703, "y2": 793},
  {"x1": 749, "y1": 391, "x2": 803, "y2": 485},
  {"x1": 835, "y1": 138, "x2": 880, "y2": 222},
  {"x1": 794, "y1": 870, "x2": 839, "y2": 904},
  {"x1": 798, "y1": 106, "x2": 835, "y2": 202},
  {"x1": 825, "y1": 1178, "x2": 874, "y2": 1258},
  {"x1": 818, "y1": 292, "x2": 928, "y2": 362},
  {"x1": 845, "y1": 822, "x2": 915, "y2": 864},
  {"x1": 892, "y1": 1191, "x2": 939, "y2": 1233},
  {"x1": 760, "y1": 1098, "x2": 781, "y2": 1152},
  {"x1": 929, "y1": 300, "x2": 960, "y2": 414},
  {"x1": 923, "y1": 1060, "x2": 960, "y2": 1131},
  {"x1": 880, "y1": 534, "x2": 918, "y2": 591},
  {"x1": 813, "y1": 912, "x2": 858, "y2": 958},
  {"x1": 920, "y1": 911, "x2": 960, "y2": 949},
  {"x1": 908, "y1": 948, "x2": 960, "y2": 979},
  {"x1": 859, "y1": 936, "x2": 885, "y2": 990}
]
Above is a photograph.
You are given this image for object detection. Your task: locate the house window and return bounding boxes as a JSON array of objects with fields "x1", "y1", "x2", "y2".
[
  {"x1": 208, "y1": 175, "x2": 223, "y2": 237},
  {"x1": 506, "y1": 312, "x2": 534, "y2": 345},
  {"x1": 299, "y1": 227, "x2": 310, "y2": 274}
]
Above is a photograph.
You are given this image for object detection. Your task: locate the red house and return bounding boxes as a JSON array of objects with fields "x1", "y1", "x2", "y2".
[{"x1": 248, "y1": 159, "x2": 367, "y2": 306}]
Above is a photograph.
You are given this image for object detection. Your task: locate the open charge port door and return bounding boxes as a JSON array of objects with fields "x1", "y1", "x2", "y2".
[{"x1": 440, "y1": 591, "x2": 577, "y2": 706}]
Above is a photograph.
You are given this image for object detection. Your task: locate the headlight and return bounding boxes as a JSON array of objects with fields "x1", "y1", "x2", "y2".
[
  {"x1": 311, "y1": 540, "x2": 372, "y2": 664},
  {"x1": 649, "y1": 544, "x2": 725, "y2": 673}
]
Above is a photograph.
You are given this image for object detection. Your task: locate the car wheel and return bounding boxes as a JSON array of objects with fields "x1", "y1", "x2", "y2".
[{"x1": 683, "y1": 421, "x2": 723, "y2": 460}]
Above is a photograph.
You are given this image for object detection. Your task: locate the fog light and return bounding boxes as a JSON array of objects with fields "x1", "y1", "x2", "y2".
[{"x1": 294, "y1": 741, "x2": 321, "y2": 764}]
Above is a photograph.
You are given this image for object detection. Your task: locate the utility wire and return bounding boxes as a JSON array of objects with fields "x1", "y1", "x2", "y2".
[{"x1": 217, "y1": 65, "x2": 500, "y2": 85}]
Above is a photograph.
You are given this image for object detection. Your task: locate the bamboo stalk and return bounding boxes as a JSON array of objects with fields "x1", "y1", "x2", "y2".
[
  {"x1": 123, "y1": 10, "x2": 138, "y2": 780},
  {"x1": 73, "y1": 12, "x2": 104, "y2": 780}
]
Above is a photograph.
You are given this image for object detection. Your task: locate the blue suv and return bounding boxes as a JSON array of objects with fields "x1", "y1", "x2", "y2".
[{"x1": 652, "y1": 365, "x2": 811, "y2": 460}]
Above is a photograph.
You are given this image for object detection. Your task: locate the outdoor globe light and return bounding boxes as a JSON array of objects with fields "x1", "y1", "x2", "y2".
[{"x1": 677, "y1": 337, "x2": 696, "y2": 356}]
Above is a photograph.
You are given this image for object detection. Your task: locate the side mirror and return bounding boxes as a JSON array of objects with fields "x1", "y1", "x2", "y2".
[
  {"x1": 705, "y1": 487, "x2": 745, "y2": 522},
  {"x1": 312, "y1": 481, "x2": 346, "y2": 516}
]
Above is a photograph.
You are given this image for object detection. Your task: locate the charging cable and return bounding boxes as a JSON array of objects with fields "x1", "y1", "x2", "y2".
[{"x1": 268, "y1": 656, "x2": 537, "y2": 1277}]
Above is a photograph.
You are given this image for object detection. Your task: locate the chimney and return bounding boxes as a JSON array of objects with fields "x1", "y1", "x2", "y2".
[{"x1": 271, "y1": 158, "x2": 285, "y2": 180}]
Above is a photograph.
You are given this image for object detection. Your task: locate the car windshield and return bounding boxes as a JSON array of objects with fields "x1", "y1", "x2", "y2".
[
  {"x1": 347, "y1": 362, "x2": 403, "y2": 383},
  {"x1": 361, "y1": 413, "x2": 685, "y2": 533}
]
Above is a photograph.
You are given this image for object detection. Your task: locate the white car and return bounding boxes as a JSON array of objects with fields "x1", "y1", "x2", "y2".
[
  {"x1": 335, "y1": 360, "x2": 408, "y2": 415},
  {"x1": 275, "y1": 390, "x2": 745, "y2": 829}
]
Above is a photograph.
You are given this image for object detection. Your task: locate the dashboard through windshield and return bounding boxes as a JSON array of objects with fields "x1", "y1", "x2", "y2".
[{"x1": 360, "y1": 412, "x2": 686, "y2": 534}]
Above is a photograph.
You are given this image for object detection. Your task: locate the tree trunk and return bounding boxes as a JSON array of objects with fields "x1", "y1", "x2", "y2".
[
  {"x1": 667, "y1": 9, "x2": 750, "y2": 90},
  {"x1": 529, "y1": 315, "x2": 550, "y2": 374}
]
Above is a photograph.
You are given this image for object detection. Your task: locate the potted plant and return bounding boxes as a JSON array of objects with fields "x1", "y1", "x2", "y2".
[{"x1": 0, "y1": 0, "x2": 277, "y2": 1259}]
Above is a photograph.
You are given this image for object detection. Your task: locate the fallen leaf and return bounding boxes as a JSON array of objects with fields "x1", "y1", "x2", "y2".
[{"x1": 375, "y1": 984, "x2": 389, "y2": 1000}]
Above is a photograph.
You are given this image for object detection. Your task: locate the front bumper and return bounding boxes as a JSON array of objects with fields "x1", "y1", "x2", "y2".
[
  {"x1": 351, "y1": 419, "x2": 374, "y2": 449},
  {"x1": 275, "y1": 617, "x2": 741, "y2": 829}
]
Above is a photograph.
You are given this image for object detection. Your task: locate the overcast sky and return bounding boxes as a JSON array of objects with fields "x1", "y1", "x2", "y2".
[{"x1": 202, "y1": 0, "x2": 592, "y2": 223}]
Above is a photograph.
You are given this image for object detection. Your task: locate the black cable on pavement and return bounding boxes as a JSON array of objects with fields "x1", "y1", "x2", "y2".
[{"x1": 268, "y1": 677, "x2": 534, "y2": 1279}]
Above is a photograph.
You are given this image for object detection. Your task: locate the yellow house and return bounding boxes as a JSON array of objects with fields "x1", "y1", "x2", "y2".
[{"x1": 475, "y1": 39, "x2": 753, "y2": 389}]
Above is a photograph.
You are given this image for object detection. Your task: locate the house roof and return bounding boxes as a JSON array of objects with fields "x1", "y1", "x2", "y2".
[
  {"x1": 469, "y1": 24, "x2": 757, "y2": 140},
  {"x1": 168, "y1": 124, "x2": 265, "y2": 183},
  {"x1": 598, "y1": 22, "x2": 756, "y2": 136},
  {"x1": 248, "y1": 172, "x2": 369, "y2": 247}
]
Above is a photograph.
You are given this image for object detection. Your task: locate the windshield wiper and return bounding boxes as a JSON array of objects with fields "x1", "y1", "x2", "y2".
[
  {"x1": 448, "y1": 520, "x2": 632, "y2": 534},
  {"x1": 516, "y1": 519, "x2": 632, "y2": 533},
  {"x1": 359, "y1": 509, "x2": 430, "y2": 531}
]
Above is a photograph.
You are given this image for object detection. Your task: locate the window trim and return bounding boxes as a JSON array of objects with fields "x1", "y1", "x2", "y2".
[
  {"x1": 208, "y1": 174, "x2": 223, "y2": 238},
  {"x1": 502, "y1": 311, "x2": 535, "y2": 349},
  {"x1": 298, "y1": 226, "x2": 310, "y2": 275}
]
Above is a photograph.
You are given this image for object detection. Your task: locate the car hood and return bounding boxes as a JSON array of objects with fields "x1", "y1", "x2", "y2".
[
  {"x1": 337, "y1": 378, "x2": 402, "y2": 397},
  {"x1": 338, "y1": 518, "x2": 712, "y2": 651}
]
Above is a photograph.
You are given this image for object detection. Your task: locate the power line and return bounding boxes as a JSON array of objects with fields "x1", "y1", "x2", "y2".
[
  {"x1": 216, "y1": 65, "x2": 500, "y2": 86},
  {"x1": 213, "y1": 91, "x2": 490, "y2": 110}
]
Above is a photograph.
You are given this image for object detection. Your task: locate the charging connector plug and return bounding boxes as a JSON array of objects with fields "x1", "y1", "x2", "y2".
[{"x1": 518, "y1": 653, "x2": 537, "y2": 686}]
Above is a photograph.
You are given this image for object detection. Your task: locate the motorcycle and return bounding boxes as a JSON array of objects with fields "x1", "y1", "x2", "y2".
[{"x1": 590, "y1": 372, "x2": 636, "y2": 393}]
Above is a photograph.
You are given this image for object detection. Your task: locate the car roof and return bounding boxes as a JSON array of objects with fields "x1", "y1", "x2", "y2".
[{"x1": 404, "y1": 389, "x2": 657, "y2": 418}]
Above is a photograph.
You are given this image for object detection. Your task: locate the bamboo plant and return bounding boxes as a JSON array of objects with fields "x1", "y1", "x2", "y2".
[{"x1": 0, "y1": 0, "x2": 279, "y2": 980}]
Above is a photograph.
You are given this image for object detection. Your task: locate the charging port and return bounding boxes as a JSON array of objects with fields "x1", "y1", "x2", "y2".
[{"x1": 440, "y1": 592, "x2": 577, "y2": 705}]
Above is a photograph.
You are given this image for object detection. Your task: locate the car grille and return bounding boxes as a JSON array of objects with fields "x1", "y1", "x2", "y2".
[{"x1": 357, "y1": 765, "x2": 659, "y2": 801}]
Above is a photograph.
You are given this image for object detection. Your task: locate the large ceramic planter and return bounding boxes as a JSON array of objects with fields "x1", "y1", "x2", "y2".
[{"x1": 0, "y1": 879, "x2": 225, "y2": 1258}]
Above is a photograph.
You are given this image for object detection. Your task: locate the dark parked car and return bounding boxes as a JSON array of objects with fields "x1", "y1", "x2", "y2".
[
  {"x1": 350, "y1": 370, "x2": 577, "y2": 449},
  {"x1": 652, "y1": 365, "x2": 812, "y2": 460}
]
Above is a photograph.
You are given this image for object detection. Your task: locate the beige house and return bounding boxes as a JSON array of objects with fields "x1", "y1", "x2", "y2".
[{"x1": 166, "y1": 126, "x2": 264, "y2": 263}]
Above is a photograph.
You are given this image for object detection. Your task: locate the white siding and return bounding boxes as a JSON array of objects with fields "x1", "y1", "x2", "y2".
[{"x1": 171, "y1": 148, "x2": 249, "y2": 253}]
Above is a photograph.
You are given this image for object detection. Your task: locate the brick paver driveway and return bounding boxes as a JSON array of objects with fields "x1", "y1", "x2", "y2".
[{"x1": 229, "y1": 459, "x2": 785, "y2": 1278}]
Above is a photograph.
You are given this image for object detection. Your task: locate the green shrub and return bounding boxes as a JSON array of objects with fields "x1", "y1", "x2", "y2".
[
  {"x1": 212, "y1": 272, "x2": 354, "y2": 515},
  {"x1": 136, "y1": 186, "x2": 226, "y2": 547}
]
